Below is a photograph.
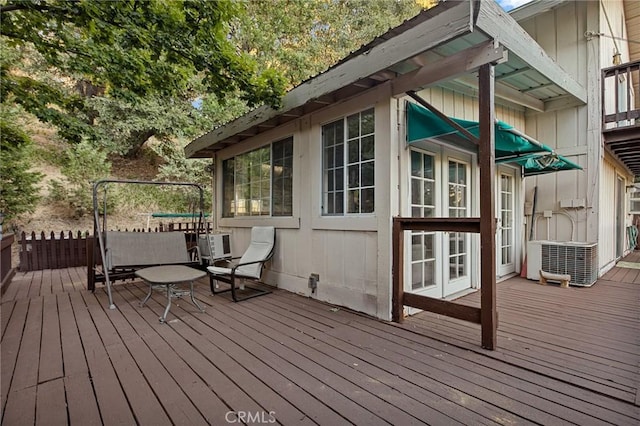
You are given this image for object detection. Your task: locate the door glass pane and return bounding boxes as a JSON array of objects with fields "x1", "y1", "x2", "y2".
[
  {"x1": 410, "y1": 149, "x2": 437, "y2": 291},
  {"x1": 500, "y1": 173, "x2": 514, "y2": 267},
  {"x1": 448, "y1": 159, "x2": 468, "y2": 279}
]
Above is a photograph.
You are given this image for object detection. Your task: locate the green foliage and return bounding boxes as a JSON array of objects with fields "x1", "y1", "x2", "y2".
[
  {"x1": 47, "y1": 140, "x2": 111, "y2": 218},
  {"x1": 0, "y1": 104, "x2": 43, "y2": 221},
  {"x1": 1, "y1": 0, "x2": 287, "y2": 155},
  {"x1": 1, "y1": 0, "x2": 285, "y2": 106},
  {"x1": 233, "y1": 0, "x2": 424, "y2": 86}
]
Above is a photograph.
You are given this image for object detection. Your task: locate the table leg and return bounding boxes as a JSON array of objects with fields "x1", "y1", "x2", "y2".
[
  {"x1": 140, "y1": 282, "x2": 153, "y2": 307},
  {"x1": 160, "y1": 284, "x2": 172, "y2": 323},
  {"x1": 190, "y1": 281, "x2": 205, "y2": 313}
]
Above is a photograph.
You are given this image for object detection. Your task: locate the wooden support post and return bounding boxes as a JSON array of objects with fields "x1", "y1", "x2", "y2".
[
  {"x1": 392, "y1": 218, "x2": 404, "y2": 323},
  {"x1": 479, "y1": 63, "x2": 498, "y2": 350}
]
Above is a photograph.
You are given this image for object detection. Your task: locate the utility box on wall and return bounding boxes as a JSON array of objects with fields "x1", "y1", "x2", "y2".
[{"x1": 527, "y1": 241, "x2": 598, "y2": 287}]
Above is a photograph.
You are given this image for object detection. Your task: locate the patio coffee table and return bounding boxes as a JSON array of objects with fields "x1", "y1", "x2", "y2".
[{"x1": 135, "y1": 265, "x2": 207, "y2": 323}]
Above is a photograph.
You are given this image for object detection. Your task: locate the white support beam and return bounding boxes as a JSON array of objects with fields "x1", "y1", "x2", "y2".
[
  {"x1": 185, "y1": 0, "x2": 474, "y2": 158},
  {"x1": 391, "y1": 40, "x2": 507, "y2": 97},
  {"x1": 455, "y1": 74, "x2": 545, "y2": 112},
  {"x1": 474, "y1": 0, "x2": 586, "y2": 104}
]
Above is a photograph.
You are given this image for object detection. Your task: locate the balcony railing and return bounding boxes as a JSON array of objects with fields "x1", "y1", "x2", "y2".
[{"x1": 602, "y1": 60, "x2": 640, "y2": 129}]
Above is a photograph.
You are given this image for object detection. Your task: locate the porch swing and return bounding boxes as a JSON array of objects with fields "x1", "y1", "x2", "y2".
[{"x1": 88, "y1": 179, "x2": 210, "y2": 319}]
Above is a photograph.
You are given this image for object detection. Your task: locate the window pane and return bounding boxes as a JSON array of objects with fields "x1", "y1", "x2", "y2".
[
  {"x1": 335, "y1": 168, "x2": 344, "y2": 190},
  {"x1": 424, "y1": 181, "x2": 434, "y2": 206},
  {"x1": 411, "y1": 179, "x2": 421, "y2": 204},
  {"x1": 348, "y1": 165, "x2": 359, "y2": 188},
  {"x1": 272, "y1": 137, "x2": 293, "y2": 217},
  {"x1": 361, "y1": 162, "x2": 374, "y2": 186},
  {"x1": 411, "y1": 262, "x2": 423, "y2": 291},
  {"x1": 412, "y1": 234, "x2": 423, "y2": 260},
  {"x1": 335, "y1": 191, "x2": 344, "y2": 214},
  {"x1": 361, "y1": 136, "x2": 374, "y2": 161},
  {"x1": 335, "y1": 144, "x2": 344, "y2": 167},
  {"x1": 348, "y1": 189, "x2": 359, "y2": 213},
  {"x1": 361, "y1": 188, "x2": 374, "y2": 213},
  {"x1": 411, "y1": 151, "x2": 421, "y2": 177},
  {"x1": 347, "y1": 114, "x2": 360, "y2": 139},
  {"x1": 360, "y1": 108, "x2": 375, "y2": 134},
  {"x1": 222, "y1": 159, "x2": 234, "y2": 217},
  {"x1": 325, "y1": 147, "x2": 334, "y2": 168},
  {"x1": 423, "y1": 155, "x2": 433, "y2": 180},
  {"x1": 348, "y1": 140, "x2": 359, "y2": 163}
]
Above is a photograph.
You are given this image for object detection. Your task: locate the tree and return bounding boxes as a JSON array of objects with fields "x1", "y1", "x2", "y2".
[
  {"x1": 232, "y1": 0, "x2": 427, "y2": 87},
  {"x1": 0, "y1": 104, "x2": 42, "y2": 222},
  {"x1": 1, "y1": 0, "x2": 287, "y2": 155}
]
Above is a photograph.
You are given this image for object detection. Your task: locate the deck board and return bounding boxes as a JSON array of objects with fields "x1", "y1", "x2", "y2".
[{"x1": 1, "y1": 257, "x2": 639, "y2": 425}]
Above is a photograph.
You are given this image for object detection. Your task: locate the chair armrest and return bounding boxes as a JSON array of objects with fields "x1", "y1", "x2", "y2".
[{"x1": 229, "y1": 258, "x2": 269, "y2": 276}]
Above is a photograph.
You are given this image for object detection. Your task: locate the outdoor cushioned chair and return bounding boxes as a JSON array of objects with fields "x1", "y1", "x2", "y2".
[{"x1": 207, "y1": 226, "x2": 275, "y2": 302}]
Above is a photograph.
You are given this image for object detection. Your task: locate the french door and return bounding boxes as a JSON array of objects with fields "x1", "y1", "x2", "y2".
[
  {"x1": 409, "y1": 148, "x2": 472, "y2": 299},
  {"x1": 497, "y1": 167, "x2": 516, "y2": 276}
]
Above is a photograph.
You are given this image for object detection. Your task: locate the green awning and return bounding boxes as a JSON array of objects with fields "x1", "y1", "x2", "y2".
[{"x1": 406, "y1": 102, "x2": 582, "y2": 176}]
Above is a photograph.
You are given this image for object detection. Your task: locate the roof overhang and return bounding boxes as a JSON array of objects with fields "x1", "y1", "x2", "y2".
[{"x1": 186, "y1": 0, "x2": 586, "y2": 159}]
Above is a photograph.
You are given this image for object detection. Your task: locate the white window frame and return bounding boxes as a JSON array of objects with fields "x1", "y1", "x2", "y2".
[{"x1": 321, "y1": 108, "x2": 375, "y2": 217}]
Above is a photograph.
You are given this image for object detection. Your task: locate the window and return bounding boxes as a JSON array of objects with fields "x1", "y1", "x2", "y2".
[
  {"x1": 322, "y1": 108, "x2": 375, "y2": 215},
  {"x1": 222, "y1": 137, "x2": 293, "y2": 217},
  {"x1": 631, "y1": 187, "x2": 640, "y2": 214}
]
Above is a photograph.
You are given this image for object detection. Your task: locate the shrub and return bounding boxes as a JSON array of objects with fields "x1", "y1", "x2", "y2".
[{"x1": 0, "y1": 108, "x2": 42, "y2": 222}]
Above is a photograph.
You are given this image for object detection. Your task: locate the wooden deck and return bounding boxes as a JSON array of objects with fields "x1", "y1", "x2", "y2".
[{"x1": 1, "y1": 257, "x2": 639, "y2": 425}]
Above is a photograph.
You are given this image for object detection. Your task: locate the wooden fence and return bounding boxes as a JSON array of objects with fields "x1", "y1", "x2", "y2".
[
  {"x1": 1, "y1": 233, "x2": 16, "y2": 289},
  {"x1": 18, "y1": 222, "x2": 214, "y2": 272}
]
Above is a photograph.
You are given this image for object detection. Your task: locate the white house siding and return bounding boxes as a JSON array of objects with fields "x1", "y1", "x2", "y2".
[
  {"x1": 215, "y1": 84, "x2": 395, "y2": 319},
  {"x1": 513, "y1": 1, "x2": 634, "y2": 274},
  {"x1": 515, "y1": 2, "x2": 594, "y2": 245},
  {"x1": 599, "y1": 154, "x2": 634, "y2": 272}
]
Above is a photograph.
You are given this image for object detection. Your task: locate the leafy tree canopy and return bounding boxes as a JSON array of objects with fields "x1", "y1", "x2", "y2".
[
  {"x1": 234, "y1": 0, "x2": 428, "y2": 87},
  {"x1": 1, "y1": 0, "x2": 286, "y2": 106},
  {"x1": 0, "y1": 0, "x2": 286, "y2": 155}
]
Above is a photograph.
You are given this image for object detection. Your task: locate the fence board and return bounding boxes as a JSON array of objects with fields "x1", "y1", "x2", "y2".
[{"x1": 19, "y1": 222, "x2": 213, "y2": 272}]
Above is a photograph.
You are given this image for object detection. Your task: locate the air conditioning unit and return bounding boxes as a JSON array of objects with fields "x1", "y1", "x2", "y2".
[
  {"x1": 198, "y1": 233, "x2": 232, "y2": 262},
  {"x1": 527, "y1": 241, "x2": 598, "y2": 287}
]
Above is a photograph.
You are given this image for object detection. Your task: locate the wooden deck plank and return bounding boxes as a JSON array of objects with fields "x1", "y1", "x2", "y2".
[
  {"x1": 2, "y1": 259, "x2": 639, "y2": 425},
  {"x1": 2, "y1": 385, "x2": 36, "y2": 426},
  {"x1": 210, "y1": 300, "x2": 430, "y2": 425},
  {"x1": 110, "y1": 285, "x2": 281, "y2": 425},
  {"x1": 120, "y1": 285, "x2": 337, "y2": 426},
  {"x1": 79, "y1": 288, "x2": 173, "y2": 426},
  {"x1": 0, "y1": 299, "x2": 15, "y2": 340},
  {"x1": 195, "y1": 296, "x2": 436, "y2": 424},
  {"x1": 0, "y1": 297, "x2": 29, "y2": 413},
  {"x1": 36, "y1": 378, "x2": 67, "y2": 426},
  {"x1": 57, "y1": 292, "x2": 102, "y2": 425},
  {"x1": 101, "y1": 290, "x2": 211, "y2": 426},
  {"x1": 253, "y1": 294, "x2": 528, "y2": 425},
  {"x1": 353, "y1": 317, "x2": 639, "y2": 424},
  {"x1": 109, "y1": 288, "x2": 238, "y2": 425},
  {"x1": 38, "y1": 294, "x2": 64, "y2": 384},
  {"x1": 68, "y1": 291, "x2": 136, "y2": 425},
  {"x1": 10, "y1": 297, "x2": 43, "y2": 392},
  {"x1": 26, "y1": 270, "x2": 43, "y2": 300}
]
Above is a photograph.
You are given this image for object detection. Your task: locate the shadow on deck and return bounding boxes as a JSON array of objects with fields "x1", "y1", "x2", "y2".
[{"x1": 1, "y1": 254, "x2": 639, "y2": 425}]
